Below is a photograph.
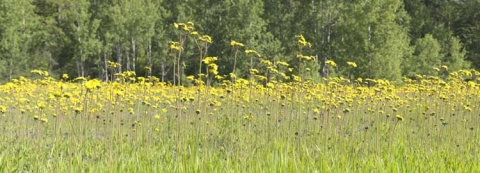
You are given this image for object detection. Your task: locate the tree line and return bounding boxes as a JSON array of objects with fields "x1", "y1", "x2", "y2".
[{"x1": 0, "y1": 0, "x2": 479, "y2": 83}]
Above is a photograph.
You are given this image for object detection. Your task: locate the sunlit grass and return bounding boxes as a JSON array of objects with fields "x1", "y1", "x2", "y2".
[{"x1": 0, "y1": 69, "x2": 479, "y2": 172}]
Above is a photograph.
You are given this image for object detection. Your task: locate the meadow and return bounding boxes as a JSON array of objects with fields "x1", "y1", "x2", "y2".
[{"x1": 0, "y1": 68, "x2": 479, "y2": 172}]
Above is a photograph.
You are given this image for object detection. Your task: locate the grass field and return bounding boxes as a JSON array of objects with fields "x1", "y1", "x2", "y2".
[{"x1": 1, "y1": 70, "x2": 480, "y2": 172}]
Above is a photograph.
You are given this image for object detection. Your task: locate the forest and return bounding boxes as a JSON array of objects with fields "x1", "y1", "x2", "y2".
[{"x1": 0, "y1": 0, "x2": 479, "y2": 83}]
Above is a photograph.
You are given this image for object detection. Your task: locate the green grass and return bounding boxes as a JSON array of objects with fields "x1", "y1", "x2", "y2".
[{"x1": 1, "y1": 79, "x2": 480, "y2": 172}]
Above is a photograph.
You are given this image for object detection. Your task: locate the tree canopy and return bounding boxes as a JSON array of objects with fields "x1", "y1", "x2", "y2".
[{"x1": 0, "y1": 0, "x2": 478, "y2": 83}]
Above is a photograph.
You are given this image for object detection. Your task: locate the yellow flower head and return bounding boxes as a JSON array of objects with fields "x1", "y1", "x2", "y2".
[
  {"x1": 326, "y1": 60, "x2": 337, "y2": 67},
  {"x1": 245, "y1": 50, "x2": 261, "y2": 57},
  {"x1": 174, "y1": 23, "x2": 188, "y2": 30},
  {"x1": 230, "y1": 40, "x2": 245, "y2": 47},
  {"x1": 266, "y1": 82, "x2": 275, "y2": 88},
  {"x1": 396, "y1": 115, "x2": 404, "y2": 121},
  {"x1": 199, "y1": 35, "x2": 213, "y2": 43},
  {"x1": 0, "y1": 105, "x2": 6, "y2": 114},
  {"x1": 215, "y1": 75, "x2": 224, "y2": 80},
  {"x1": 347, "y1": 61, "x2": 357, "y2": 68},
  {"x1": 203, "y1": 57, "x2": 218, "y2": 65},
  {"x1": 295, "y1": 35, "x2": 307, "y2": 46},
  {"x1": 85, "y1": 79, "x2": 101, "y2": 91},
  {"x1": 74, "y1": 77, "x2": 87, "y2": 81},
  {"x1": 108, "y1": 61, "x2": 121, "y2": 68},
  {"x1": 277, "y1": 61, "x2": 289, "y2": 67},
  {"x1": 169, "y1": 41, "x2": 183, "y2": 51},
  {"x1": 260, "y1": 60, "x2": 272, "y2": 66},
  {"x1": 229, "y1": 73, "x2": 237, "y2": 79},
  {"x1": 144, "y1": 66, "x2": 152, "y2": 71},
  {"x1": 441, "y1": 65, "x2": 448, "y2": 70},
  {"x1": 31, "y1": 70, "x2": 45, "y2": 76}
]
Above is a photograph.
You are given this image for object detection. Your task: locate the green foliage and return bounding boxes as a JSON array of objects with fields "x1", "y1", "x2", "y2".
[
  {"x1": 0, "y1": 0, "x2": 41, "y2": 81},
  {"x1": 454, "y1": 0, "x2": 480, "y2": 69},
  {"x1": 404, "y1": 34, "x2": 442, "y2": 76},
  {"x1": 0, "y1": 0, "x2": 479, "y2": 83},
  {"x1": 403, "y1": 0, "x2": 472, "y2": 73},
  {"x1": 334, "y1": 0, "x2": 411, "y2": 81},
  {"x1": 444, "y1": 36, "x2": 470, "y2": 71}
]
